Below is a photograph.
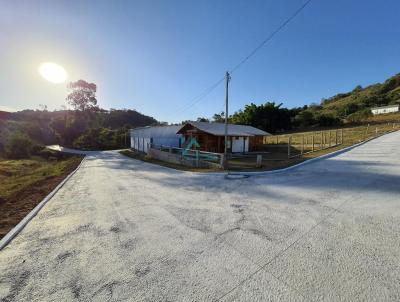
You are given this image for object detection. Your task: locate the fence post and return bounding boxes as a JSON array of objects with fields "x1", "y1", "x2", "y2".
[
  {"x1": 288, "y1": 136, "x2": 291, "y2": 159},
  {"x1": 329, "y1": 131, "x2": 332, "y2": 147},
  {"x1": 301, "y1": 135, "x2": 304, "y2": 155},
  {"x1": 195, "y1": 150, "x2": 199, "y2": 168},
  {"x1": 335, "y1": 130, "x2": 338, "y2": 145},
  {"x1": 393, "y1": 123, "x2": 395, "y2": 130},
  {"x1": 143, "y1": 137, "x2": 145, "y2": 152},
  {"x1": 375, "y1": 127, "x2": 378, "y2": 137},
  {"x1": 256, "y1": 155, "x2": 262, "y2": 168},
  {"x1": 321, "y1": 132, "x2": 323, "y2": 149},
  {"x1": 341, "y1": 129, "x2": 344, "y2": 144},
  {"x1": 312, "y1": 133, "x2": 315, "y2": 151},
  {"x1": 276, "y1": 135, "x2": 279, "y2": 145},
  {"x1": 219, "y1": 154, "x2": 224, "y2": 168}
]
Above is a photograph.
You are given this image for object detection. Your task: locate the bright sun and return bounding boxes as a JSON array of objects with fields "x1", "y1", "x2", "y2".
[{"x1": 38, "y1": 62, "x2": 68, "y2": 83}]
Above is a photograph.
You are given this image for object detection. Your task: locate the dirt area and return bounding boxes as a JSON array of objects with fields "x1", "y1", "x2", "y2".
[{"x1": 0, "y1": 156, "x2": 83, "y2": 239}]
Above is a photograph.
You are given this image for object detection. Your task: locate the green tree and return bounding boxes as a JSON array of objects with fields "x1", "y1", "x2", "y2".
[
  {"x1": 66, "y1": 80, "x2": 98, "y2": 111},
  {"x1": 212, "y1": 112, "x2": 225, "y2": 123}
]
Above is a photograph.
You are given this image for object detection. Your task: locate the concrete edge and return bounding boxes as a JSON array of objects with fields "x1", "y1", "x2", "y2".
[
  {"x1": 0, "y1": 156, "x2": 86, "y2": 251},
  {"x1": 228, "y1": 130, "x2": 398, "y2": 176}
]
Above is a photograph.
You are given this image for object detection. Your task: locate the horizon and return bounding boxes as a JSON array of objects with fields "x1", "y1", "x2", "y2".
[{"x1": 1, "y1": 0, "x2": 400, "y2": 123}]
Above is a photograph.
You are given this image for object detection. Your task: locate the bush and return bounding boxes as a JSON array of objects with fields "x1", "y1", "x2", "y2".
[
  {"x1": 5, "y1": 133, "x2": 33, "y2": 159},
  {"x1": 347, "y1": 109, "x2": 372, "y2": 123},
  {"x1": 316, "y1": 114, "x2": 342, "y2": 127}
]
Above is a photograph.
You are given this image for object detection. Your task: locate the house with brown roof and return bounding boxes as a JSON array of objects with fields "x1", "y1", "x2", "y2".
[{"x1": 177, "y1": 122, "x2": 270, "y2": 153}]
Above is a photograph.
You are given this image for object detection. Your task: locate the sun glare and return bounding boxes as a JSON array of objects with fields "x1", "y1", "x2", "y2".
[{"x1": 38, "y1": 62, "x2": 68, "y2": 84}]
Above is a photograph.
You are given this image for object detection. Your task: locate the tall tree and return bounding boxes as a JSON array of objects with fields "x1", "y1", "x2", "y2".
[{"x1": 66, "y1": 80, "x2": 98, "y2": 111}]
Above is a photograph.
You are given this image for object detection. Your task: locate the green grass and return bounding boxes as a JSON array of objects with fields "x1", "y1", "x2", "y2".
[{"x1": 0, "y1": 155, "x2": 82, "y2": 200}]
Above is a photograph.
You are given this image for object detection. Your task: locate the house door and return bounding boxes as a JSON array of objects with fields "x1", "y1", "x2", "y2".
[{"x1": 232, "y1": 137, "x2": 245, "y2": 153}]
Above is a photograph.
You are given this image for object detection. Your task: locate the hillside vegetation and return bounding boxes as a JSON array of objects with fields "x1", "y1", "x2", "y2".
[
  {"x1": 221, "y1": 73, "x2": 400, "y2": 133},
  {"x1": 317, "y1": 73, "x2": 400, "y2": 122},
  {"x1": 0, "y1": 109, "x2": 158, "y2": 154}
]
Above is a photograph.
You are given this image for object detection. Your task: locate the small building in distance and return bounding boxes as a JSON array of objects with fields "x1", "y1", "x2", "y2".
[
  {"x1": 130, "y1": 125, "x2": 182, "y2": 153},
  {"x1": 177, "y1": 121, "x2": 270, "y2": 153},
  {"x1": 371, "y1": 104, "x2": 399, "y2": 115}
]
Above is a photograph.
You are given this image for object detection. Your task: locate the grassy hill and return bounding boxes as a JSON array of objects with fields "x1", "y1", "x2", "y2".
[{"x1": 318, "y1": 73, "x2": 400, "y2": 122}]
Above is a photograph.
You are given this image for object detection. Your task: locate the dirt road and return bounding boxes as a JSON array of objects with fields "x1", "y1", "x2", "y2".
[{"x1": 1, "y1": 132, "x2": 399, "y2": 301}]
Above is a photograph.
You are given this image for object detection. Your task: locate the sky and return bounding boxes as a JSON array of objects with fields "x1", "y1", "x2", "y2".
[{"x1": 1, "y1": 0, "x2": 400, "y2": 123}]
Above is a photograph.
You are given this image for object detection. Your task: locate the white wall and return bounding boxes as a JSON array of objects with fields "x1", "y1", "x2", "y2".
[
  {"x1": 231, "y1": 137, "x2": 249, "y2": 153},
  {"x1": 130, "y1": 126, "x2": 181, "y2": 153},
  {"x1": 371, "y1": 106, "x2": 399, "y2": 115}
]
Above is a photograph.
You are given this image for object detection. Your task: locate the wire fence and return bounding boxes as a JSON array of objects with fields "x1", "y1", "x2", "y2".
[{"x1": 263, "y1": 122, "x2": 400, "y2": 159}]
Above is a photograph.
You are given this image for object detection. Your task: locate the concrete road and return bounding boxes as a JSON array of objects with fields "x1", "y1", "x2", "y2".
[{"x1": 1, "y1": 132, "x2": 399, "y2": 301}]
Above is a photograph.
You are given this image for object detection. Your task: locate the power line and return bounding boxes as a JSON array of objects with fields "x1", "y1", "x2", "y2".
[
  {"x1": 229, "y1": 0, "x2": 313, "y2": 74},
  {"x1": 175, "y1": 76, "x2": 225, "y2": 116},
  {"x1": 177, "y1": 0, "x2": 313, "y2": 116}
]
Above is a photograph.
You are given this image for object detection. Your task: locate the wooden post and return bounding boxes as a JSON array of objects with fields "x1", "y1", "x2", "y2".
[
  {"x1": 312, "y1": 133, "x2": 315, "y2": 151},
  {"x1": 393, "y1": 123, "x2": 395, "y2": 130},
  {"x1": 288, "y1": 136, "x2": 291, "y2": 159},
  {"x1": 276, "y1": 135, "x2": 279, "y2": 145},
  {"x1": 301, "y1": 134, "x2": 304, "y2": 155},
  {"x1": 143, "y1": 137, "x2": 145, "y2": 152},
  {"x1": 256, "y1": 155, "x2": 262, "y2": 168},
  {"x1": 341, "y1": 129, "x2": 344, "y2": 144},
  {"x1": 219, "y1": 154, "x2": 224, "y2": 168},
  {"x1": 321, "y1": 132, "x2": 323, "y2": 149},
  {"x1": 329, "y1": 131, "x2": 331, "y2": 147},
  {"x1": 195, "y1": 150, "x2": 199, "y2": 168},
  {"x1": 375, "y1": 127, "x2": 378, "y2": 136},
  {"x1": 335, "y1": 129, "x2": 338, "y2": 145}
]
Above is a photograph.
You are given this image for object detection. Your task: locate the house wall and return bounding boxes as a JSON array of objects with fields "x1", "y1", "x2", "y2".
[
  {"x1": 130, "y1": 126, "x2": 181, "y2": 152},
  {"x1": 249, "y1": 136, "x2": 264, "y2": 151},
  {"x1": 232, "y1": 137, "x2": 248, "y2": 153}
]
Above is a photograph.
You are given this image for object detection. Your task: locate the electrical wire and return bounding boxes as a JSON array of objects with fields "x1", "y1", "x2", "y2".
[
  {"x1": 177, "y1": 0, "x2": 313, "y2": 116},
  {"x1": 229, "y1": 0, "x2": 313, "y2": 74}
]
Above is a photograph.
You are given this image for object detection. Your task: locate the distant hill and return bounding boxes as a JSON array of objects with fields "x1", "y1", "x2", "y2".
[
  {"x1": 318, "y1": 73, "x2": 400, "y2": 119},
  {"x1": 0, "y1": 108, "x2": 158, "y2": 151}
]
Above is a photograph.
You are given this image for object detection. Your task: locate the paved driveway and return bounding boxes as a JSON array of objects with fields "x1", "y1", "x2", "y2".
[{"x1": 1, "y1": 132, "x2": 400, "y2": 301}]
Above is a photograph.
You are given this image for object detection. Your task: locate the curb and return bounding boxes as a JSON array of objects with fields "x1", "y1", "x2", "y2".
[
  {"x1": 0, "y1": 156, "x2": 86, "y2": 251},
  {"x1": 227, "y1": 130, "x2": 398, "y2": 177}
]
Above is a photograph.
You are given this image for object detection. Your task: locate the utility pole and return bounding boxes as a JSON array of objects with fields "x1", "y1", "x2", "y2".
[{"x1": 223, "y1": 71, "x2": 231, "y2": 169}]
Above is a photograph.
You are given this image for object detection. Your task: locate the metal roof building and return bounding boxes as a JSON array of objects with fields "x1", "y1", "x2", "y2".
[{"x1": 130, "y1": 125, "x2": 182, "y2": 153}]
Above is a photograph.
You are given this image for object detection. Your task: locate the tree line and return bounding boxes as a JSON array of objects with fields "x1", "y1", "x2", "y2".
[
  {"x1": 194, "y1": 73, "x2": 400, "y2": 133},
  {"x1": 0, "y1": 80, "x2": 158, "y2": 158}
]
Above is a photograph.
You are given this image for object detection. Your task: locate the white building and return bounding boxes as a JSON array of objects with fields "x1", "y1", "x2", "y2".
[
  {"x1": 371, "y1": 104, "x2": 399, "y2": 115},
  {"x1": 130, "y1": 125, "x2": 182, "y2": 153}
]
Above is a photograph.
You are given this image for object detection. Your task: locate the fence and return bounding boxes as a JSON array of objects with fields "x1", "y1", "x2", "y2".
[
  {"x1": 148, "y1": 144, "x2": 224, "y2": 169},
  {"x1": 263, "y1": 122, "x2": 400, "y2": 159}
]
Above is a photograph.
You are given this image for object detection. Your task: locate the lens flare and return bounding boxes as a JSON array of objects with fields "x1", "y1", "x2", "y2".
[{"x1": 38, "y1": 62, "x2": 67, "y2": 83}]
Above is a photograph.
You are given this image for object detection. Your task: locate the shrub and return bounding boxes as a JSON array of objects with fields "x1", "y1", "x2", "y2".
[
  {"x1": 316, "y1": 114, "x2": 342, "y2": 127},
  {"x1": 5, "y1": 133, "x2": 33, "y2": 159},
  {"x1": 347, "y1": 109, "x2": 372, "y2": 123}
]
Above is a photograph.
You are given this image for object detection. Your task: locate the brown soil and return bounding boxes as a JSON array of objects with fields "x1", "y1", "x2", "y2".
[{"x1": 0, "y1": 161, "x2": 81, "y2": 239}]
